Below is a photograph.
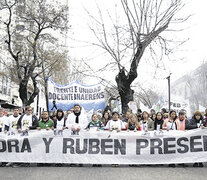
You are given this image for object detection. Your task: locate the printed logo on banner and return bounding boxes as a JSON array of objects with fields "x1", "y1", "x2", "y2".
[{"x1": 47, "y1": 78, "x2": 105, "y2": 112}]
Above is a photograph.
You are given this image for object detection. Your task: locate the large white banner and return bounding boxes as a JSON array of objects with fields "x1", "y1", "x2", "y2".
[
  {"x1": 47, "y1": 78, "x2": 105, "y2": 111},
  {"x1": 1, "y1": 129, "x2": 207, "y2": 164}
]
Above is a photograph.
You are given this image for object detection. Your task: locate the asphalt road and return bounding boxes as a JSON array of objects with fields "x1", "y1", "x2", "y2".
[{"x1": 0, "y1": 164, "x2": 207, "y2": 180}]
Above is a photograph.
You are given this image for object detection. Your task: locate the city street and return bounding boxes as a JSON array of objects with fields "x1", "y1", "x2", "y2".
[
  {"x1": 0, "y1": 164, "x2": 207, "y2": 180},
  {"x1": 1, "y1": 1, "x2": 207, "y2": 180}
]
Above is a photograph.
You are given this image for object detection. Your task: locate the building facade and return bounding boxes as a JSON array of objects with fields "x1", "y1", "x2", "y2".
[{"x1": 171, "y1": 62, "x2": 207, "y2": 116}]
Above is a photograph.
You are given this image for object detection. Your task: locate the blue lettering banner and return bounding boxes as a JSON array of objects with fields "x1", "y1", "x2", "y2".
[{"x1": 47, "y1": 78, "x2": 105, "y2": 112}]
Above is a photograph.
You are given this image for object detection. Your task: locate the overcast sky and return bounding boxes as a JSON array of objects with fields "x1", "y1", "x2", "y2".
[{"x1": 67, "y1": 0, "x2": 207, "y2": 96}]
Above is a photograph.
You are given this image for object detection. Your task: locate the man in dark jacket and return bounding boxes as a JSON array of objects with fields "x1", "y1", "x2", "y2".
[
  {"x1": 186, "y1": 111, "x2": 205, "y2": 167},
  {"x1": 17, "y1": 106, "x2": 38, "y2": 136},
  {"x1": 186, "y1": 111, "x2": 206, "y2": 130}
]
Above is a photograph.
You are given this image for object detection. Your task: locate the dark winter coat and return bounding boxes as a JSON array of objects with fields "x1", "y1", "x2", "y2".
[
  {"x1": 185, "y1": 117, "x2": 206, "y2": 130},
  {"x1": 17, "y1": 114, "x2": 38, "y2": 130}
]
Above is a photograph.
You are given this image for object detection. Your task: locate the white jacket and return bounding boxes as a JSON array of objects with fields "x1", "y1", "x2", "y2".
[
  {"x1": 105, "y1": 119, "x2": 125, "y2": 130},
  {"x1": 66, "y1": 112, "x2": 88, "y2": 129}
]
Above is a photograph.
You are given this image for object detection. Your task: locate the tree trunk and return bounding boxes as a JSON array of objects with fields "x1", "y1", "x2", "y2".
[
  {"x1": 19, "y1": 79, "x2": 28, "y2": 108},
  {"x1": 116, "y1": 68, "x2": 134, "y2": 115},
  {"x1": 27, "y1": 75, "x2": 39, "y2": 106},
  {"x1": 19, "y1": 77, "x2": 39, "y2": 108},
  {"x1": 44, "y1": 78, "x2": 49, "y2": 112},
  {"x1": 115, "y1": 45, "x2": 142, "y2": 115},
  {"x1": 41, "y1": 61, "x2": 49, "y2": 112}
]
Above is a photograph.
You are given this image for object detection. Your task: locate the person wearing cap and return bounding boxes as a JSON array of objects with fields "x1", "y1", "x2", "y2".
[
  {"x1": 105, "y1": 112, "x2": 125, "y2": 132},
  {"x1": 66, "y1": 104, "x2": 88, "y2": 133}
]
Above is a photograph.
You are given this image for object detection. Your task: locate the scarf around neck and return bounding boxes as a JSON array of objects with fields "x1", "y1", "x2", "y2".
[
  {"x1": 91, "y1": 120, "x2": 99, "y2": 125},
  {"x1": 74, "y1": 111, "x2": 81, "y2": 123},
  {"x1": 176, "y1": 118, "x2": 186, "y2": 130}
]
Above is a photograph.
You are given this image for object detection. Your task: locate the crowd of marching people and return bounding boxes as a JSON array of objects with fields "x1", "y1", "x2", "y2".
[{"x1": 0, "y1": 104, "x2": 207, "y2": 167}]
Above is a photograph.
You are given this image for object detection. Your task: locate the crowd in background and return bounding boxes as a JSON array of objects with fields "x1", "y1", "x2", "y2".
[{"x1": 0, "y1": 105, "x2": 207, "y2": 167}]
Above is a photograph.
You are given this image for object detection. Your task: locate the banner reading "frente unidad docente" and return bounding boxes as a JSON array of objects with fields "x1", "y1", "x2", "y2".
[
  {"x1": 1, "y1": 129, "x2": 207, "y2": 164},
  {"x1": 47, "y1": 78, "x2": 105, "y2": 111}
]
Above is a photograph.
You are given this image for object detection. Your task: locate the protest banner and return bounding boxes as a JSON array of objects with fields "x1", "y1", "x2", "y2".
[
  {"x1": 1, "y1": 129, "x2": 207, "y2": 164},
  {"x1": 47, "y1": 78, "x2": 105, "y2": 112}
]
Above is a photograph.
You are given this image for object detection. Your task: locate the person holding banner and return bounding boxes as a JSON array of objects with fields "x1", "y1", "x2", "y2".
[
  {"x1": 86, "y1": 114, "x2": 104, "y2": 130},
  {"x1": 17, "y1": 106, "x2": 38, "y2": 136},
  {"x1": 162, "y1": 110, "x2": 177, "y2": 168},
  {"x1": 162, "y1": 110, "x2": 177, "y2": 130},
  {"x1": 4, "y1": 107, "x2": 20, "y2": 135},
  {"x1": 126, "y1": 114, "x2": 141, "y2": 131},
  {"x1": 175, "y1": 111, "x2": 187, "y2": 131},
  {"x1": 204, "y1": 108, "x2": 207, "y2": 126},
  {"x1": 154, "y1": 112, "x2": 164, "y2": 133},
  {"x1": 140, "y1": 111, "x2": 154, "y2": 132},
  {"x1": 186, "y1": 111, "x2": 206, "y2": 167},
  {"x1": 186, "y1": 111, "x2": 206, "y2": 130},
  {"x1": 4, "y1": 108, "x2": 20, "y2": 167},
  {"x1": 105, "y1": 112, "x2": 125, "y2": 132},
  {"x1": 101, "y1": 111, "x2": 111, "y2": 126},
  {"x1": 174, "y1": 111, "x2": 190, "y2": 167},
  {"x1": 54, "y1": 109, "x2": 66, "y2": 135},
  {"x1": 0, "y1": 108, "x2": 9, "y2": 166},
  {"x1": 0, "y1": 108, "x2": 7, "y2": 133},
  {"x1": 66, "y1": 104, "x2": 88, "y2": 134},
  {"x1": 37, "y1": 111, "x2": 54, "y2": 130}
]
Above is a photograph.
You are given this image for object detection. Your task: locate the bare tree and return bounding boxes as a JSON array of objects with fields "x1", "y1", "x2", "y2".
[
  {"x1": 67, "y1": 59, "x2": 89, "y2": 83},
  {"x1": 86, "y1": 0, "x2": 188, "y2": 114},
  {"x1": 198, "y1": 61, "x2": 207, "y2": 107},
  {"x1": 185, "y1": 61, "x2": 207, "y2": 114},
  {"x1": 0, "y1": 0, "x2": 68, "y2": 108},
  {"x1": 134, "y1": 85, "x2": 159, "y2": 109},
  {"x1": 37, "y1": 45, "x2": 69, "y2": 111}
]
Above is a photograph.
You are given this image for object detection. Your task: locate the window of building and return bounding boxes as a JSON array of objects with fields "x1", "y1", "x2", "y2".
[{"x1": 0, "y1": 76, "x2": 11, "y2": 96}]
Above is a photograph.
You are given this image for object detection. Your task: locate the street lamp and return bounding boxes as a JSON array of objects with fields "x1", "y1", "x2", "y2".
[{"x1": 166, "y1": 73, "x2": 172, "y2": 112}]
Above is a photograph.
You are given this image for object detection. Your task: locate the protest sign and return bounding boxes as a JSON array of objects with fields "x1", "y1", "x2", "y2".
[
  {"x1": 1, "y1": 129, "x2": 207, "y2": 164},
  {"x1": 47, "y1": 78, "x2": 105, "y2": 111}
]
